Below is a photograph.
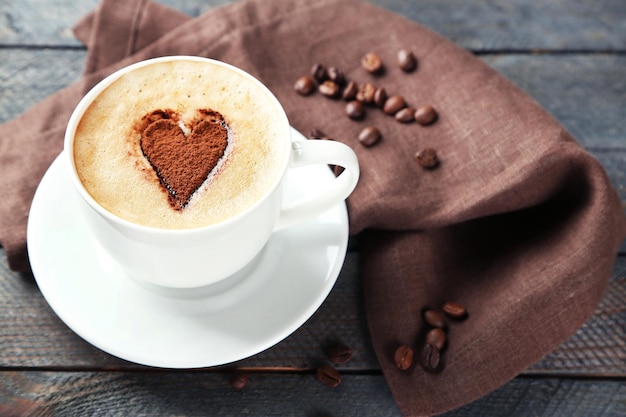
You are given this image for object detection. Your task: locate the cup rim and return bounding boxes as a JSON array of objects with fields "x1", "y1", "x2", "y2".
[{"x1": 64, "y1": 55, "x2": 292, "y2": 235}]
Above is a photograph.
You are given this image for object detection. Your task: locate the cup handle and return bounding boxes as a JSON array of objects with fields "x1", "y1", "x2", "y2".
[{"x1": 274, "y1": 139, "x2": 360, "y2": 231}]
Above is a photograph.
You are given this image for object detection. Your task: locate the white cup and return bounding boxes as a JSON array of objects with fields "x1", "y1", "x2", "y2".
[{"x1": 64, "y1": 56, "x2": 359, "y2": 289}]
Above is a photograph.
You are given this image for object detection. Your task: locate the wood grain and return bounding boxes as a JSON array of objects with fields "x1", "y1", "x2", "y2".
[
  {"x1": 0, "y1": 49, "x2": 85, "y2": 122},
  {"x1": 2, "y1": 0, "x2": 625, "y2": 51},
  {"x1": 482, "y1": 54, "x2": 626, "y2": 149},
  {"x1": 1, "y1": 371, "x2": 625, "y2": 417}
]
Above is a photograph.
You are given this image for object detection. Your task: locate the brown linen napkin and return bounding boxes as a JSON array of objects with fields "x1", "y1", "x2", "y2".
[{"x1": 1, "y1": 0, "x2": 624, "y2": 415}]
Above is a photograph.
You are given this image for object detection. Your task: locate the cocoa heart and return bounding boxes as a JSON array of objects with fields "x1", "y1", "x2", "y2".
[{"x1": 140, "y1": 112, "x2": 229, "y2": 209}]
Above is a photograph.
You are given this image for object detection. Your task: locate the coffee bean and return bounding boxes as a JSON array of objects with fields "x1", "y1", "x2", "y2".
[
  {"x1": 397, "y1": 49, "x2": 417, "y2": 72},
  {"x1": 415, "y1": 148, "x2": 439, "y2": 169},
  {"x1": 414, "y1": 105, "x2": 438, "y2": 126},
  {"x1": 346, "y1": 100, "x2": 365, "y2": 120},
  {"x1": 311, "y1": 63, "x2": 328, "y2": 82},
  {"x1": 358, "y1": 126, "x2": 381, "y2": 147},
  {"x1": 342, "y1": 80, "x2": 358, "y2": 101},
  {"x1": 425, "y1": 328, "x2": 446, "y2": 350},
  {"x1": 394, "y1": 345, "x2": 414, "y2": 370},
  {"x1": 319, "y1": 80, "x2": 340, "y2": 98},
  {"x1": 229, "y1": 370, "x2": 249, "y2": 390},
  {"x1": 317, "y1": 365, "x2": 341, "y2": 387},
  {"x1": 383, "y1": 95, "x2": 406, "y2": 115},
  {"x1": 419, "y1": 343, "x2": 442, "y2": 373},
  {"x1": 327, "y1": 344, "x2": 352, "y2": 365},
  {"x1": 442, "y1": 301, "x2": 468, "y2": 320},
  {"x1": 327, "y1": 66, "x2": 346, "y2": 85},
  {"x1": 309, "y1": 129, "x2": 329, "y2": 140},
  {"x1": 356, "y1": 83, "x2": 376, "y2": 104},
  {"x1": 395, "y1": 107, "x2": 415, "y2": 123},
  {"x1": 294, "y1": 76, "x2": 316, "y2": 96},
  {"x1": 373, "y1": 87, "x2": 388, "y2": 108},
  {"x1": 423, "y1": 309, "x2": 446, "y2": 328},
  {"x1": 361, "y1": 52, "x2": 384, "y2": 74}
]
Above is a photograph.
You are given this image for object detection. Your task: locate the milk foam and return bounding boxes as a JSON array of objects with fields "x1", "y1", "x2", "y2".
[{"x1": 73, "y1": 60, "x2": 288, "y2": 229}]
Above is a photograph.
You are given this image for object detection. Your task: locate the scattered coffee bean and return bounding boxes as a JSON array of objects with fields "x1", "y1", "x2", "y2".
[
  {"x1": 317, "y1": 364, "x2": 342, "y2": 387},
  {"x1": 406, "y1": 301, "x2": 468, "y2": 375},
  {"x1": 294, "y1": 76, "x2": 316, "y2": 96},
  {"x1": 397, "y1": 49, "x2": 417, "y2": 72},
  {"x1": 356, "y1": 83, "x2": 377, "y2": 104},
  {"x1": 327, "y1": 66, "x2": 346, "y2": 85},
  {"x1": 423, "y1": 309, "x2": 446, "y2": 328},
  {"x1": 327, "y1": 344, "x2": 352, "y2": 365},
  {"x1": 358, "y1": 126, "x2": 381, "y2": 147},
  {"x1": 373, "y1": 87, "x2": 388, "y2": 108},
  {"x1": 419, "y1": 343, "x2": 442, "y2": 373},
  {"x1": 346, "y1": 100, "x2": 365, "y2": 120},
  {"x1": 383, "y1": 95, "x2": 406, "y2": 115},
  {"x1": 342, "y1": 80, "x2": 358, "y2": 101},
  {"x1": 395, "y1": 107, "x2": 415, "y2": 123},
  {"x1": 415, "y1": 148, "x2": 439, "y2": 169},
  {"x1": 311, "y1": 63, "x2": 328, "y2": 82},
  {"x1": 442, "y1": 301, "x2": 468, "y2": 320},
  {"x1": 394, "y1": 345, "x2": 414, "y2": 370},
  {"x1": 229, "y1": 370, "x2": 249, "y2": 390},
  {"x1": 425, "y1": 328, "x2": 447, "y2": 350},
  {"x1": 414, "y1": 105, "x2": 438, "y2": 126},
  {"x1": 309, "y1": 128, "x2": 329, "y2": 140},
  {"x1": 319, "y1": 80, "x2": 341, "y2": 98},
  {"x1": 361, "y1": 52, "x2": 384, "y2": 74}
]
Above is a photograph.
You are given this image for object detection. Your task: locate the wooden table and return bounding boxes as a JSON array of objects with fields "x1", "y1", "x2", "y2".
[{"x1": 1, "y1": 0, "x2": 624, "y2": 415}]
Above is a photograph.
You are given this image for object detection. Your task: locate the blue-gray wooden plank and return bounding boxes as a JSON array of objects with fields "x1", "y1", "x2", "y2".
[
  {"x1": 1, "y1": 0, "x2": 625, "y2": 51},
  {"x1": 0, "y1": 371, "x2": 624, "y2": 417}
]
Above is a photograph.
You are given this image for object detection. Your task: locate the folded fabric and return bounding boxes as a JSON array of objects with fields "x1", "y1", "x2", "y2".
[{"x1": 0, "y1": 0, "x2": 624, "y2": 415}]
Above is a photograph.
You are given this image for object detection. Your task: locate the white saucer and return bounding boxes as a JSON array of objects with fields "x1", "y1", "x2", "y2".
[{"x1": 27, "y1": 128, "x2": 349, "y2": 369}]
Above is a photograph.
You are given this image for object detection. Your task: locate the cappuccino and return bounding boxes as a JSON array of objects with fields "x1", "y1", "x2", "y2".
[{"x1": 73, "y1": 58, "x2": 288, "y2": 229}]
